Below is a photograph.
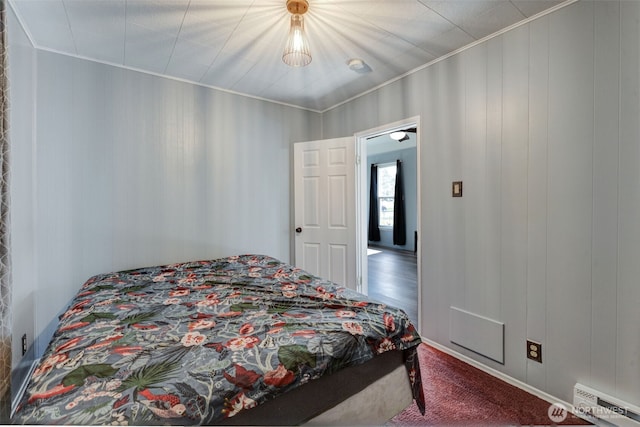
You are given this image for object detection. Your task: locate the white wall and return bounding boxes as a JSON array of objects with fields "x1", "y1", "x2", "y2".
[
  {"x1": 323, "y1": 0, "x2": 639, "y2": 406},
  {"x1": 8, "y1": 4, "x2": 37, "y2": 385},
  {"x1": 9, "y1": 46, "x2": 321, "y2": 373}
]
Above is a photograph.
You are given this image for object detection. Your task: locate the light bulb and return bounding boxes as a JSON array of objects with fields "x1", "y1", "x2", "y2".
[{"x1": 282, "y1": 14, "x2": 312, "y2": 67}]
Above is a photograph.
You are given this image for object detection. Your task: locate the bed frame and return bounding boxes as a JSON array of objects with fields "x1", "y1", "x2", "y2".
[{"x1": 222, "y1": 348, "x2": 413, "y2": 425}]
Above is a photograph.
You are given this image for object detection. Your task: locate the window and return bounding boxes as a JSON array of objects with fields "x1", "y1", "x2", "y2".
[{"x1": 377, "y1": 163, "x2": 396, "y2": 227}]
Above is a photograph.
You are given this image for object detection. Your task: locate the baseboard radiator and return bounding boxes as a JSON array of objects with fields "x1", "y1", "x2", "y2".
[{"x1": 573, "y1": 383, "x2": 640, "y2": 426}]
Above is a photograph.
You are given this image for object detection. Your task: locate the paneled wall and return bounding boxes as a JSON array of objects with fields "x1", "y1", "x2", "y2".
[
  {"x1": 7, "y1": 4, "x2": 37, "y2": 393},
  {"x1": 323, "y1": 0, "x2": 639, "y2": 405},
  {"x1": 9, "y1": 47, "x2": 321, "y2": 386}
]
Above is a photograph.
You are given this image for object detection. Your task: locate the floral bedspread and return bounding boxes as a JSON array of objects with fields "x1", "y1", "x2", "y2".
[{"x1": 13, "y1": 254, "x2": 423, "y2": 425}]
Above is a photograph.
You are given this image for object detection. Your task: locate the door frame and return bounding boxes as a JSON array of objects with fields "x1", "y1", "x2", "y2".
[{"x1": 355, "y1": 116, "x2": 422, "y2": 332}]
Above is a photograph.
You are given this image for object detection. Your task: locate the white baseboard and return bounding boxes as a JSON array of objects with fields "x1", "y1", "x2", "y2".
[
  {"x1": 420, "y1": 338, "x2": 583, "y2": 417},
  {"x1": 11, "y1": 358, "x2": 39, "y2": 418}
]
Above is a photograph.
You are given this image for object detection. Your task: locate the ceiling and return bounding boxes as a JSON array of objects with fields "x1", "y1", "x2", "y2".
[{"x1": 9, "y1": 0, "x2": 569, "y2": 112}]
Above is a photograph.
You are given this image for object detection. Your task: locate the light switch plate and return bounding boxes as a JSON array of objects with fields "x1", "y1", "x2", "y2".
[{"x1": 452, "y1": 181, "x2": 463, "y2": 197}]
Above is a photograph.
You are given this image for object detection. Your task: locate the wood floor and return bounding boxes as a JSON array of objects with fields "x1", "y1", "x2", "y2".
[{"x1": 367, "y1": 247, "x2": 418, "y2": 325}]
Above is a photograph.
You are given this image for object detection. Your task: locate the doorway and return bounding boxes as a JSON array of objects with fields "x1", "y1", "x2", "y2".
[
  {"x1": 355, "y1": 118, "x2": 421, "y2": 329},
  {"x1": 367, "y1": 247, "x2": 418, "y2": 323}
]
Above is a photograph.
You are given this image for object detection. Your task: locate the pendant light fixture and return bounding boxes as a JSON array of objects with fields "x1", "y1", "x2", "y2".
[{"x1": 282, "y1": 0, "x2": 312, "y2": 67}]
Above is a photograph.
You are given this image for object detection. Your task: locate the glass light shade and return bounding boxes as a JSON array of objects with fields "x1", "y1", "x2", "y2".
[
  {"x1": 282, "y1": 14, "x2": 312, "y2": 67},
  {"x1": 390, "y1": 131, "x2": 407, "y2": 141}
]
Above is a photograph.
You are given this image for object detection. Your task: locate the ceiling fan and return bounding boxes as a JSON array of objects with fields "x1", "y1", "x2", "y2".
[{"x1": 389, "y1": 127, "x2": 416, "y2": 142}]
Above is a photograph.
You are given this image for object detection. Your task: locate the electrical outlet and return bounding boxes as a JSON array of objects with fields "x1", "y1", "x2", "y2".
[
  {"x1": 22, "y1": 333, "x2": 27, "y2": 356},
  {"x1": 527, "y1": 340, "x2": 542, "y2": 363}
]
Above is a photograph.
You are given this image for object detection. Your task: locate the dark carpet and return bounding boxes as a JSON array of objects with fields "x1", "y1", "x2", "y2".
[{"x1": 389, "y1": 344, "x2": 590, "y2": 426}]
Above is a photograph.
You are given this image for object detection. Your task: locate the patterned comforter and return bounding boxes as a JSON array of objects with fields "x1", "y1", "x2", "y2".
[{"x1": 13, "y1": 254, "x2": 423, "y2": 425}]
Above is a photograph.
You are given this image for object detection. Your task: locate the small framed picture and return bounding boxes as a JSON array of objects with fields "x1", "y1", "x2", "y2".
[{"x1": 452, "y1": 181, "x2": 463, "y2": 197}]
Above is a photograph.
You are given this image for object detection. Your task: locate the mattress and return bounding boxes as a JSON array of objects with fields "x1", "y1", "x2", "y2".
[{"x1": 13, "y1": 254, "x2": 424, "y2": 425}]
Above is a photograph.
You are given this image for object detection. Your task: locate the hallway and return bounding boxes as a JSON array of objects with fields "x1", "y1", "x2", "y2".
[{"x1": 367, "y1": 247, "x2": 418, "y2": 325}]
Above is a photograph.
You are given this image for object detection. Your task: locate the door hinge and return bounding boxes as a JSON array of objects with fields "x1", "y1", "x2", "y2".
[{"x1": 356, "y1": 155, "x2": 361, "y2": 165}]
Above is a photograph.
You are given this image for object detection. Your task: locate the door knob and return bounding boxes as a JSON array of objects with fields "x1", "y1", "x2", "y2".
[{"x1": 295, "y1": 227, "x2": 302, "y2": 233}]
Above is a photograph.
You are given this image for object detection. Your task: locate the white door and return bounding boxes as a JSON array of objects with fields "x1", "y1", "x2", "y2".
[{"x1": 293, "y1": 137, "x2": 357, "y2": 290}]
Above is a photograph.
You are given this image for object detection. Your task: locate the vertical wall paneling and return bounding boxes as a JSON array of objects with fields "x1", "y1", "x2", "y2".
[
  {"x1": 206, "y1": 92, "x2": 236, "y2": 257},
  {"x1": 546, "y1": 1, "x2": 594, "y2": 399},
  {"x1": 440, "y1": 55, "x2": 466, "y2": 343},
  {"x1": 376, "y1": 81, "x2": 407, "y2": 124},
  {"x1": 444, "y1": 54, "x2": 466, "y2": 316},
  {"x1": 71, "y1": 60, "x2": 114, "y2": 273},
  {"x1": 526, "y1": 15, "x2": 549, "y2": 390},
  {"x1": 8, "y1": 4, "x2": 37, "y2": 384},
  {"x1": 484, "y1": 37, "x2": 503, "y2": 322},
  {"x1": 590, "y1": 0, "x2": 619, "y2": 397},
  {"x1": 321, "y1": 93, "x2": 379, "y2": 141},
  {"x1": 160, "y1": 82, "x2": 186, "y2": 262},
  {"x1": 112, "y1": 69, "x2": 145, "y2": 267},
  {"x1": 462, "y1": 45, "x2": 487, "y2": 316},
  {"x1": 19, "y1": 52, "x2": 321, "y2": 360},
  {"x1": 617, "y1": 0, "x2": 640, "y2": 404},
  {"x1": 421, "y1": 62, "x2": 444, "y2": 342},
  {"x1": 35, "y1": 52, "x2": 76, "y2": 355},
  {"x1": 323, "y1": 0, "x2": 640, "y2": 407},
  {"x1": 182, "y1": 88, "x2": 209, "y2": 262},
  {"x1": 500, "y1": 24, "x2": 529, "y2": 379}
]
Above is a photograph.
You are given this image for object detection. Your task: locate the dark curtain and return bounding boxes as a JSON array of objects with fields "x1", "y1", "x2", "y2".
[
  {"x1": 368, "y1": 164, "x2": 380, "y2": 241},
  {"x1": 393, "y1": 159, "x2": 406, "y2": 246}
]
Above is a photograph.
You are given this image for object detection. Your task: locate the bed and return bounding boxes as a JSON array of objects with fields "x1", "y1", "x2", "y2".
[{"x1": 13, "y1": 254, "x2": 424, "y2": 425}]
